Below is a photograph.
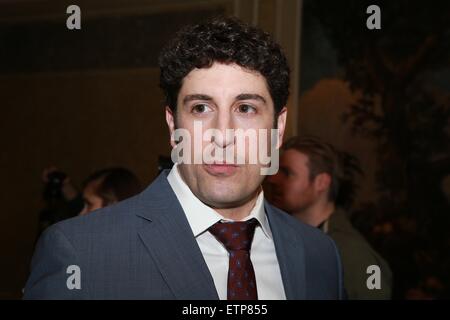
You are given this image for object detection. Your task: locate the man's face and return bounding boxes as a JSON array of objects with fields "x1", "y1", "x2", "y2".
[
  {"x1": 166, "y1": 62, "x2": 286, "y2": 210},
  {"x1": 266, "y1": 149, "x2": 319, "y2": 214},
  {"x1": 79, "y1": 180, "x2": 104, "y2": 215}
]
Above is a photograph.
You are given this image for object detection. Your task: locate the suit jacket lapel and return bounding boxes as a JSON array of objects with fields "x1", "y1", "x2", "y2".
[
  {"x1": 134, "y1": 171, "x2": 307, "y2": 300},
  {"x1": 265, "y1": 201, "x2": 306, "y2": 299},
  {"x1": 136, "y1": 171, "x2": 219, "y2": 300}
]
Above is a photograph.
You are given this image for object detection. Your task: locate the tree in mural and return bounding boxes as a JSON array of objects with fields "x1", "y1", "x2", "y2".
[{"x1": 305, "y1": 0, "x2": 450, "y2": 298}]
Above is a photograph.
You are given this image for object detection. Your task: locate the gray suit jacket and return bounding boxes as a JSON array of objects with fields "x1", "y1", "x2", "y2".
[{"x1": 24, "y1": 170, "x2": 345, "y2": 299}]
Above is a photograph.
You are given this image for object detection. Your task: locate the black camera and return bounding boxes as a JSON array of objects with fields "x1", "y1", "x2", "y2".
[{"x1": 43, "y1": 171, "x2": 67, "y2": 200}]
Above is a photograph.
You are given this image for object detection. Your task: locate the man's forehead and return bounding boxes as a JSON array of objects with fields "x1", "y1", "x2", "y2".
[{"x1": 179, "y1": 63, "x2": 269, "y2": 96}]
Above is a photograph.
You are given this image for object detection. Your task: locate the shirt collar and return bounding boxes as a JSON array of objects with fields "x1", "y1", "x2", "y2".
[{"x1": 167, "y1": 163, "x2": 272, "y2": 239}]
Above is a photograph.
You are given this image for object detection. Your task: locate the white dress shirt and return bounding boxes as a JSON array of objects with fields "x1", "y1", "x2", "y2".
[{"x1": 167, "y1": 163, "x2": 286, "y2": 300}]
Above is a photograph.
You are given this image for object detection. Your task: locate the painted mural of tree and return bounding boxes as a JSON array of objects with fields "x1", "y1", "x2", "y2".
[{"x1": 304, "y1": 0, "x2": 450, "y2": 297}]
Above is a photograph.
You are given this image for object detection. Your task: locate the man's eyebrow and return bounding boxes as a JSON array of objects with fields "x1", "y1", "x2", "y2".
[
  {"x1": 235, "y1": 93, "x2": 267, "y2": 104},
  {"x1": 183, "y1": 94, "x2": 213, "y2": 105},
  {"x1": 182, "y1": 93, "x2": 267, "y2": 104}
]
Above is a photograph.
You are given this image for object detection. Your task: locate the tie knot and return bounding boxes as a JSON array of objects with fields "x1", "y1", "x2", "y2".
[{"x1": 209, "y1": 218, "x2": 258, "y2": 252}]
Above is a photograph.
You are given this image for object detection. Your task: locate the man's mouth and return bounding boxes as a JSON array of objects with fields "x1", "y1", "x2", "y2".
[{"x1": 203, "y1": 162, "x2": 240, "y2": 175}]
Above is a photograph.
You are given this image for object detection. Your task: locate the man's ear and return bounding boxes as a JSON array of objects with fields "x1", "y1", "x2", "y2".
[
  {"x1": 165, "y1": 106, "x2": 176, "y2": 148},
  {"x1": 276, "y1": 107, "x2": 287, "y2": 149},
  {"x1": 314, "y1": 173, "x2": 332, "y2": 194}
]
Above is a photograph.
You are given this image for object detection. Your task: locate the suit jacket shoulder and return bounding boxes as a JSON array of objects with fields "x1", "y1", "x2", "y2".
[
  {"x1": 265, "y1": 203, "x2": 346, "y2": 299},
  {"x1": 24, "y1": 171, "x2": 221, "y2": 300},
  {"x1": 24, "y1": 171, "x2": 346, "y2": 300},
  {"x1": 24, "y1": 174, "x2": 179, "y2": 299}
]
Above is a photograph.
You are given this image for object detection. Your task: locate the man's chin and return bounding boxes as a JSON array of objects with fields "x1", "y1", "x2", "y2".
[
  {"x1": 199, "y1": 189, "x2": 243, "y2": 206},
  {"x1": 197, "y1": 184, "x2": 257, "y2": 209}
]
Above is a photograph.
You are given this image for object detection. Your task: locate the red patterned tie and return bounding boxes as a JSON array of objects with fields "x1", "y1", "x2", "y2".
[{"x1": 209, "y1": 218, "x2": 259, "y2": 300}]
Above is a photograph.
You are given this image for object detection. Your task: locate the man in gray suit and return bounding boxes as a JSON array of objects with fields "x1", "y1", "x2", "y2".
[{"x1": 24, "y1": 17, "x2": 345, "y2": 300}]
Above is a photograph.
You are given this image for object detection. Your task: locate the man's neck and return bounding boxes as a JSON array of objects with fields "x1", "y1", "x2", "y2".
[
  {"x1": 215, "y1": 189, "x2": 261, "y2": 221},
  {"x1": 292, "y1": 200, "x2": 335, "y2": 227}
]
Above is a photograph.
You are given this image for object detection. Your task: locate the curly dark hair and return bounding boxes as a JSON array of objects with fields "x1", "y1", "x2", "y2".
[{"x1": 158, "y1": 16, "x2": 290, "y2": 115}]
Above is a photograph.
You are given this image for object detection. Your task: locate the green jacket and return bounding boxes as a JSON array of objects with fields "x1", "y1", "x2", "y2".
[{"x1": 324, "y1": 209, "x2": 392, "y2": 299}]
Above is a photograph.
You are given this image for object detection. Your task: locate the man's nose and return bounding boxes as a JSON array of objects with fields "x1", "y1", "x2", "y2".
[{"x1": 210, "y1": 110, "x2": 235, "y2": 148}]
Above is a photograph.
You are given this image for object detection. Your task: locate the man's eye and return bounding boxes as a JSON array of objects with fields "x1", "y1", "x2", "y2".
[
  {"x1": 237, "y1": 104, "x2": 256, "y2": 114},
  {"x1": 192, "y1": 104, "x2": 211, "y2": 113}
]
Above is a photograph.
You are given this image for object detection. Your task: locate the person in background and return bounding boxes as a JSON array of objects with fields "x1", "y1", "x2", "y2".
[
  {"x1": 266, "y1": 136, "x2": 393, "y2": 299},
  {"x1": 79, "y1": 168, "x2": 142, "y2": 215},
  {"x1": 39, "y1": 167, "x2": 142, "y2": 229},
  {"x1": 38, "y1": 168, "x2": 83, "y2": 237}
]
